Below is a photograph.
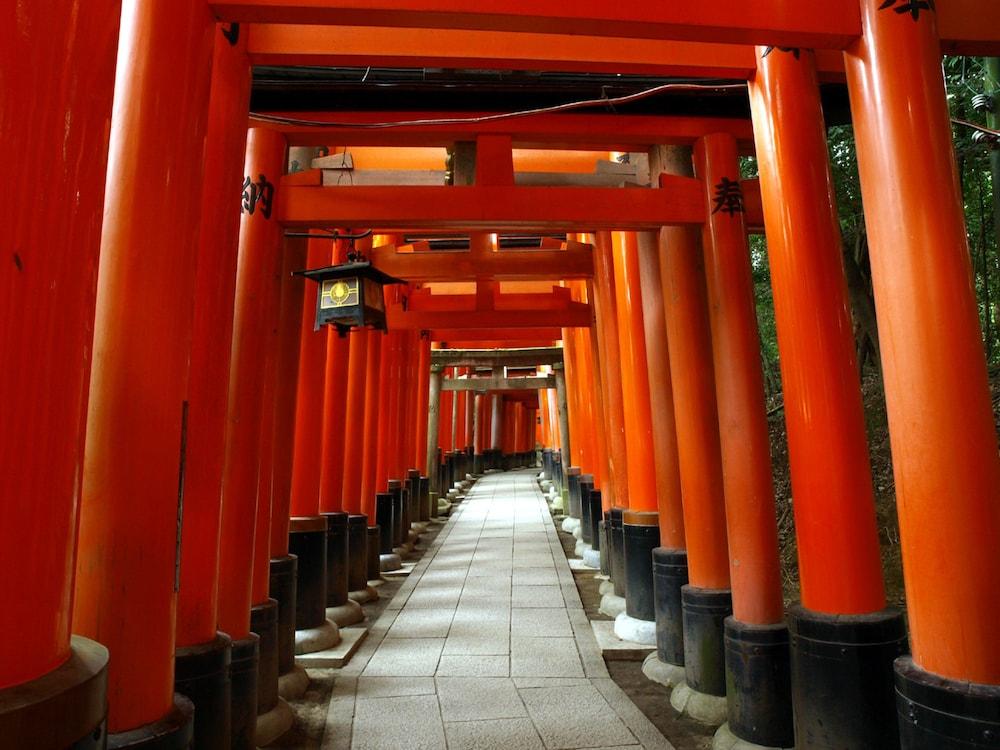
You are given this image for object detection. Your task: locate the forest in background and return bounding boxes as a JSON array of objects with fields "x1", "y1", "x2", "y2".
[{"x1": 742, "y1": 57, "x2": 1000, "y2": 606}]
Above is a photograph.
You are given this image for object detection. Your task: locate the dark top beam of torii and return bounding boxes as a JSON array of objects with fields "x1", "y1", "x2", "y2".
[{"x1": 430, "y1": 346, "x2": 564, "y2": 370}]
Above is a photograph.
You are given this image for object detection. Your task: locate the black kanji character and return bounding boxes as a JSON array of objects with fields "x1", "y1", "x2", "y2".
[
  {"x1": 878, "y1": 0, "x2": 935, "y2": 21},
  {"x1": 242, "y1": 174, "x2": 275, "y2": 219},
  {"x1": 762, "y1": 46, "x2": 801, "y2": 59},
  {"x1": 711, "y1": 177, "x2": 745, "y2": 217}
]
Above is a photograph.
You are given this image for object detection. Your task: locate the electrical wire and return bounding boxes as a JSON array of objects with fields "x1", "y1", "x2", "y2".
[
  {"x1": 952, "y1": 117, "x2": 1000, "y2": 139},
  {"x1": 249, "y1": 81, "x2": 748, "y2": 129}
]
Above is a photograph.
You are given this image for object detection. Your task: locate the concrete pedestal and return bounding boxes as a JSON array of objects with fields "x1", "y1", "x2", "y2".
[
  {"x1": 294, "y1": 619, "x2": 341, "y2": 655},
  {"x1": 614, "y1": 611, "x2": 657, "y2": 646},
  {"x1": 642, "y1": 651, "x2": 687, "y2": 690}
]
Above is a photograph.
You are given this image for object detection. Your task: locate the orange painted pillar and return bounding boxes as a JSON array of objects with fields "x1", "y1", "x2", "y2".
[
  {"x1": 0, "y1": 2, "x2": 118, "y2": 744},
  {"x1": 374, "y1": 330, "x2": 397, "y2": 492},
  {"x1": 659, "y1": 165, "x2": 732, "y2": 700},
  {"x1": 177, "y1": 24, "x2": 250, "y2": 649},
  {"x1": 751, "y1": 46, "x2": 903, "y2": 747},
  {"x1": 561, "y1": 306, "x2": 583, "y2": 471},
  {"x1": 592, "y1": 232, "x2": 630, "y2": 511},
  {"x1": 341, "y1": 329, "x2": 370, "y2": 513},
  {"x1": 360, "y1": 331, "x2": 383, "y2": 517},
  {"x1": 317, "y1": 239, "x2": 350, "y2": 514},
  {"x1": 635, "y1": 232, "x2": 685, "y2": 550},
  {"x1": 71, "y1": 0, "x2": 214, "y2": 738},
  {"x1": 290, "y1": 238, "x2": 331, "y2": 517},
  {"x1": 846, "y1": 4, "x2": 1000, "y2": 742},
  {"x1": 611, "y1": 233, "x2": 658, "y2": 513},
  {"x1": 695, "y1": 133, "x2": 790, "y2": 746}
]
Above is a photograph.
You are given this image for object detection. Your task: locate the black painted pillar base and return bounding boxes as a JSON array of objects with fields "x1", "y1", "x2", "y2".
[
  {"x1": 652, "y1": 548, "x2": 688, "y2": 667},
  {"x1": 588, "y1": 489, "x2": 602, "y2": 551},
  {"x1": 0, "y1": 635, "x2": 109, "y2": 749},
  {"x1": 174, "y1": 631, "x2": 231, "y2": 749},
  {"x1": 419, "y1": 476, "x2": 431, "y2": 522},
  {"x1": 895, "y1": 656, "x2": 1000, "y2": 749},
  {"x1": 268, "y1": 555, "x2": 297, "y2": 677},
  {"x1": 724, "y1": 618, "x2": 794, "y2": 748},
  {"x1": 347, "y1": 514, "x2": 369, "y2": 593},
  {"x1": 375, "y1": 493, "x2": 394, "y2": 554},
  {"x1": 250, "y1": 599, "x2": 279, "y2": 717},
  {"x1": 108, "y1": 695, "x2": 195, "y2": 750},
  {"x1": 579, "y1": 475, "x2": 595, "y2": 545},
  {"x1": 599, "y1": 518, "x2": 611, "y2": 577},
  {"x1": 609, "y1": 508, "x2": 626, "y2": 597},
  {"x1": 288, "y1": 517, "x2": 328, "y2": 631},
  {"x1": 623, "y1": 511, "x2": 660, "y2": 622},
  {"x1": 388, "y1": 480, "x2": 404, "y2": 548},
  {"x1": 366, "y1": 526, "x2": 382, "y2": 582},
  {"x1": 682, "y1": 585, "x2": 733, "y2": 697},
  {"x1": 567, "y1": 468, "x2": 582, "y2": 520},
  {"x1": 789, "y1": 604, "x2": 907, "y2": 750},
  {"x1": 321, "y1": 512, "x2": 349, "y2": 609},
  {"x1": 229, "y1": 633, "x2": 260, "y2": 750}
]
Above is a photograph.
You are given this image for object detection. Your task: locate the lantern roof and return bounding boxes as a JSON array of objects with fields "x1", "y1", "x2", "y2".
[{"x1": 295, "y1": 261, "x2": 406, "y2": 286}]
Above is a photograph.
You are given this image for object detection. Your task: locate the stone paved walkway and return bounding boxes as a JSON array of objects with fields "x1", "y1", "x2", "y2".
[{"x1": 321, "y1": 470, "x2": 674, "y2": 750}]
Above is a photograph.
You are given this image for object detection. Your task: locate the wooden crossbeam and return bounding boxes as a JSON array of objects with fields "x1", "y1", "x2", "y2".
[
  {"x1": 255, "y1": 111, "x2": 756, "y2": 153},
  {"x1": 432, "y1": 346, "x2": 564, "y2": 368},
  {"x1": 372, "y1": 243, "x2": 593, "y2": 281},
  {"x1": 215, "y1": 1, "x2": 1000, "y2": 54},
  {"x1": 246, "y1": 25, "x2": 848, "y2": 81},
  {"x1": 443, "y1": 375, "x2": 554, "y2": 392},
  {"x1": 387, "y1": 304, "x2": 591, "y2": 330},
  {"x1": 277, "y1": 182, "x2": 705, "y2": 231}
]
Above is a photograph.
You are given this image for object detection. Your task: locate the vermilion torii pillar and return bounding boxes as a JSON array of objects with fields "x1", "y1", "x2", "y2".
[
  {"x1": 750, "y1": 47, "x2": 904, "y2": 749},
  {"x1": 71, "y1": 0, "x2": 215, "y2": 744},
  {"x1": 174, "y1": 26, "x2": 251, "y2": 749},
  {"x1": 695, "y1": 133, "x2": 791, "y2": 748},
  {"x1": 610, "y1": 232, "x2": 662, "y2": 646},
  {"x1": 0, "y1": 3, "x2": 118, "y2": 746},
  {"x1": 216, "y1": 127, "x2": 288, "y2": 749},
  {"x1": 659, "y1": 148, "x2": 732, "y2": 723},
  {"x1": 845, "y1": 5, "x2": 1000, "y2": 746}
]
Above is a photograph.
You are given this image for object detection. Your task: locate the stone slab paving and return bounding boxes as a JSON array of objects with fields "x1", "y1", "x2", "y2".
[{"x1": 322, "y1": 470, "x2": 675, "y2": 750}]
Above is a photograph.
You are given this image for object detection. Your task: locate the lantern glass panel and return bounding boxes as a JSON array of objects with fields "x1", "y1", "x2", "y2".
[
  {"x1": 320, "y1": 277, "x2": 360, "y2": 311},
  {"x1": 363, "y1": 277, "x2": 386, "y2": 313}
]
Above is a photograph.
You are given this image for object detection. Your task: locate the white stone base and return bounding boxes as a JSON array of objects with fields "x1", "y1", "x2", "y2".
[
  {"x1": 277, "y1": 665, "x2": 310, "y2": 701},
  {"x1": 348, "y1": 585, "x2": 379, "y2": 604},
  {"x1": 670, "y1": 681, "x2": 729, "y2": 726},
  {"x1": 294, "y1": 619, "x2": 341, "y2": 655},
  {"x1": 642, "y1": 652, "x2": 687, "y2": 689},
  {"x1": 598, "y1": 580, "x2": 615, "y2": 596},
  {"x1": 572, "y1": 524, "x2": 582, "y2": 541},
  {"x1": 614, "y1": 611, "x2": 657, "y2": 645},
  {"x1": 294, "y1": 626, "x2": 368, "y2": 668},
  {"x1": 574, "y1": 540, "x2": 590, "y2": 557},
  {"x1": 256, "y1": 696, "x2": 294, "y2": 746},
  {"x1": 583, "y1": 547, "x2": 602, "y2": 569},
  {"x1": 561, "y1": 517, "x2": 581, "y2": 534},
  {"x1": 599, "y1": 592, "x2": 627, "y2": 619},
  {"x1": 326, "y1": 599, "x2": 364, "y2": 627},
  {"x1": 380, "y1": 553, "x2": 402, "y2": 572},
  {"x1": 712, "y1": 722, "x2": 793, "y2": 750}
]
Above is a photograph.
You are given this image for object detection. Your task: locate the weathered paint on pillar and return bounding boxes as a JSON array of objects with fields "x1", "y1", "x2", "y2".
[
  {"x1": 72, "y1": 0, "x2": 215, "y2": 730},
  {"x1": 659, "y1": 180, "x2": 731, "y2": 591},
  {"x1": 592, "y1": 232, "x2": 630, "y2": 509},
  {"x1": 216, "y1": 127, "x2": 288, "y2": 641},
  {"x1": 177, "y1": 30, "x2": 251, "y2": 647},
  {"x1": 414, "y1": 335, "x2": 432, "y2": 471},
  {"x1": 426, "y1": 365, "x2": 445, "y2": 483},
  {"x1": 552, "y1": 364, "x2": 573, "y2": 471},
  {"x1": 846, "y1": 5, "x2": 1000, "y2": 682},
  {"x1": 695, "y1": 134, "x2": 784, "y2": 626},
  {"x1": 611, "y1": 232, "x2": 658, "y2": 512},
  {"x1": 0, "y1": 0, "x2": 120, "y2": 690},
  {"x1": 635, "y1": 231, "x2": 685, "y2": 550},
  {"x1": 341, "y1": 328, "x2": 369, "y2": 513},
  {"x1": 750, "y1": 48, "x2": 886, "y2": 615}
]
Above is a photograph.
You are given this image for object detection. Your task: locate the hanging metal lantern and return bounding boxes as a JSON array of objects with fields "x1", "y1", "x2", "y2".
[{"x1": 297, "y1": 261, "x2": 404, "y2": 334}]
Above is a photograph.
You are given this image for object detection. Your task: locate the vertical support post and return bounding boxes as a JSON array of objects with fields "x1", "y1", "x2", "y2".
[
  {"x1": 695, "y1": 133, "x2": 791, "y2": 748},
  {"x1": 426, "y1": 365, "x2": 445, "y2": 489},
  {"x1": 552, "y1": 363, "x2": 572, "y2": 477},
  {"x1": 750, "y1": 47, "x2": 904, "y2": 749},
  {"x1": 845, "y1": 5, "x2": 1000, "y2": 745},
  {"x1": 71, "y1": 0, "x2": 215, "y2": 739},
  {"x1": 341, "y1": 329, "x2": 369, "y2": 513},
  {"x1": 491, "y1": 394, "x2": 503, "y2": 452},
  {"x1": 0, "y1": 1, "x2": 118, "y2": 745},
  {"x1": 414, "y1": 335, "x2": 432, "y2": 473},
  {"x1": 659, "y1": 147, "x2": 731, "y2": 721},
  {"x1": 592, "y1": 232, "x2": 630, "y2": 510},
  {"x1": 361, "y1": 331, "x2": 384, "y2": 517},
  {"x1": 318, "y1": 238, "x2": 351, "y2": 515}
]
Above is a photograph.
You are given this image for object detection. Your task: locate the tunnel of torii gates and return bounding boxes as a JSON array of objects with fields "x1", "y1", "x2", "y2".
[{"x1": 5, "y1": 2, "x2": 1000, "y2": 750}]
